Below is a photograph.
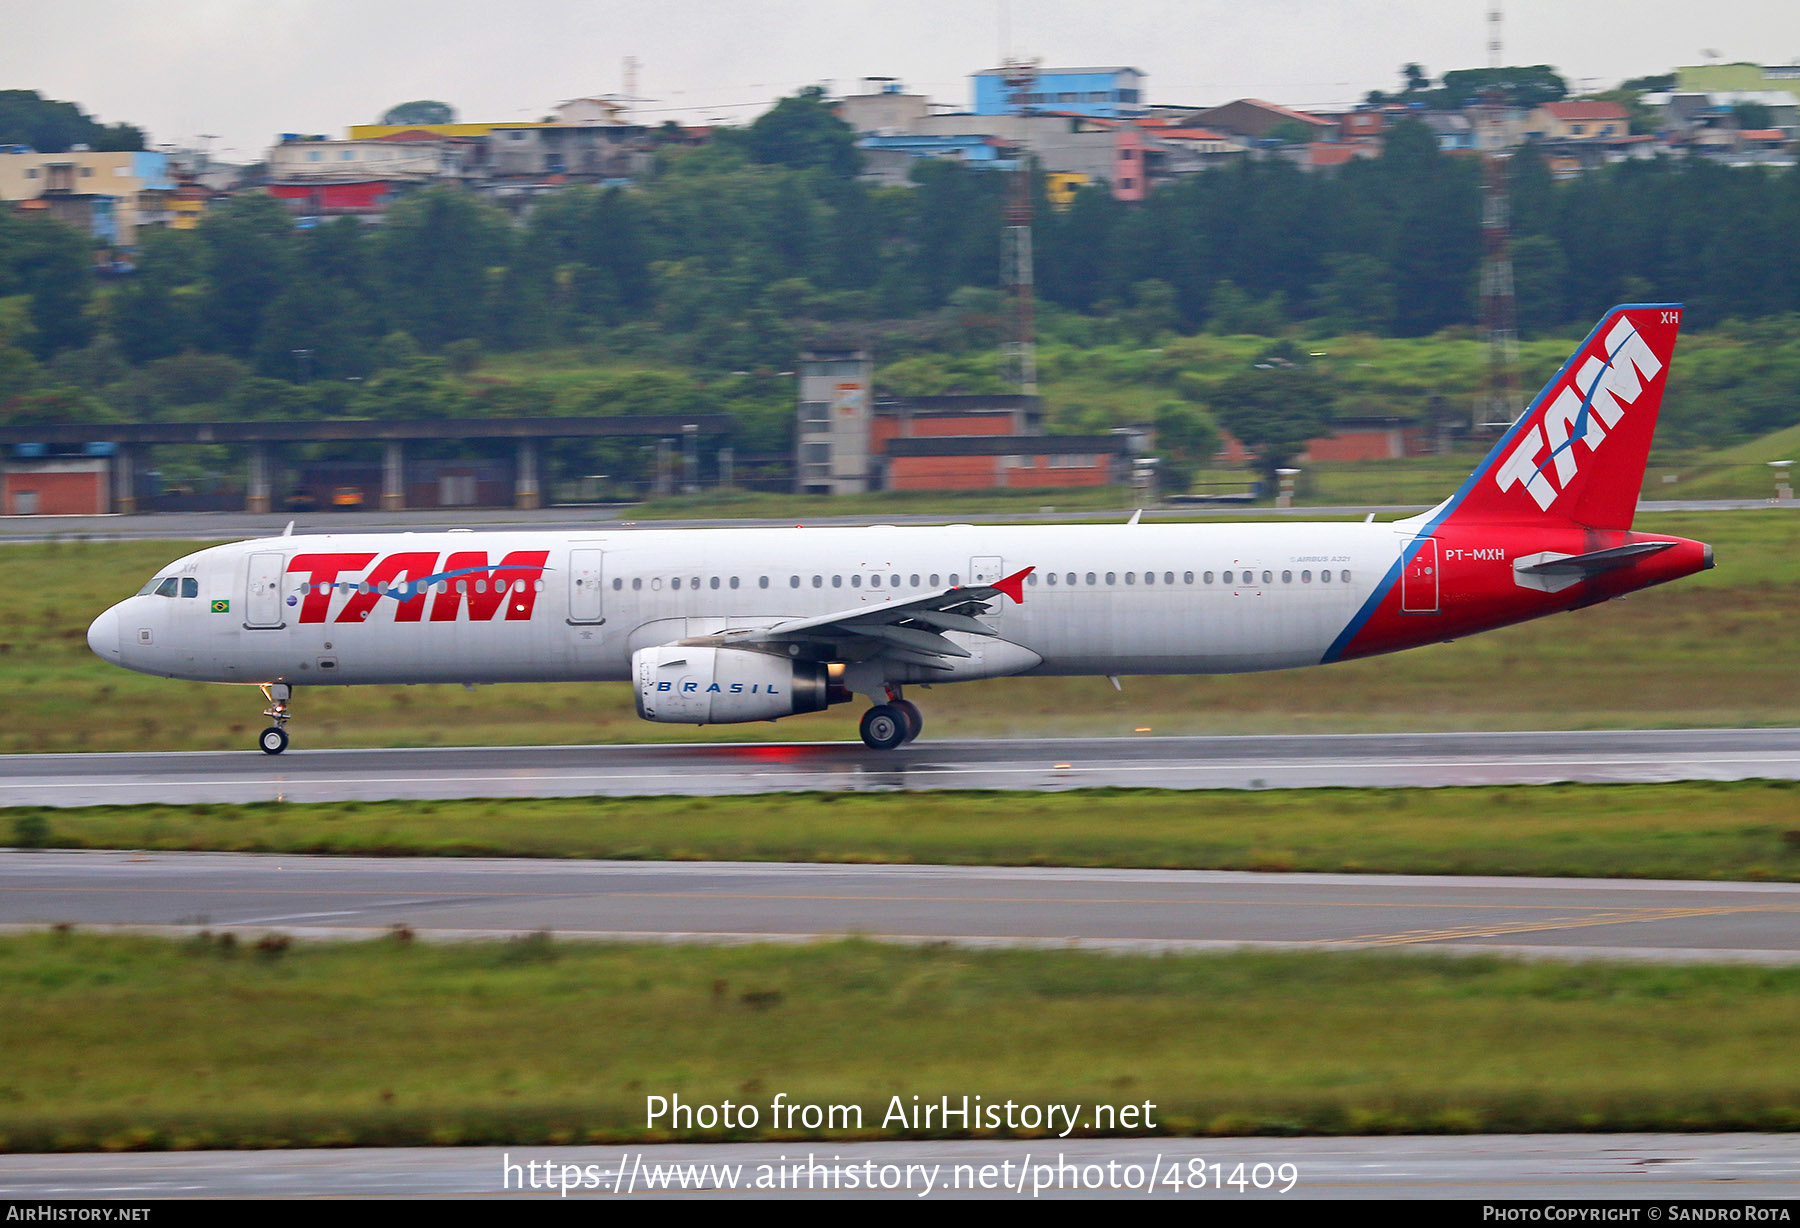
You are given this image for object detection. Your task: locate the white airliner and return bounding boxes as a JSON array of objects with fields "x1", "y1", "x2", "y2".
[{"x1": 88, "y1": 305, "x2": 1711, "y2": 753}]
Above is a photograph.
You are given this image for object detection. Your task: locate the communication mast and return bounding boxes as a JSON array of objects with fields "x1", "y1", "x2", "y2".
[
  {"x1": 1476, "y1": 3, "x2": 1521, "y2": 431},
  {"x1": 999, "y1": 57, "x2": 1039, "y2": 395}
]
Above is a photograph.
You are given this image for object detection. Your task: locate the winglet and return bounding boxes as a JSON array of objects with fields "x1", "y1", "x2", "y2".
[{"x1": 992, "y1": 566, "x2": 1035, "y2": 604}]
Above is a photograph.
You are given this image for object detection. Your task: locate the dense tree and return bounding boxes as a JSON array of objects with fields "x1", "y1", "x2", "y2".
[
  {"x1": 376, "y1": 187, "x2": 512, "y2": 348},
  {"x1": 0, "y1": 211, "x2": 96, "y2": 357},
  {"x1": 380, "y1": 101, "x2": 456, "y2": 126},
  {"x1": 743, "y1": 86, "x2": 861, "y2": 177},
  {"x1": 0, "y1": 90, "x2": 144, "y2": 152},
  {"x1": 1206, "y1": 342, "x2": 1338, "y2": 484},
  {"x1": 1436, "y1": 66, "x2": 1568, "y2": 109},
  {"x1": 194, "y1": 194, "x2": 296, "y2": 357}
]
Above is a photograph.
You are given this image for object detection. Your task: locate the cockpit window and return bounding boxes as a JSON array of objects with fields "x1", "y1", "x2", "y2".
[
  {"x1": 137, "y1": 575, "x2": 168, "y2": 596},
  {"x1": 152, "y1": 577, "x2": 180, "y2": 598},
  {"x1": 181, "y1": 577, "x2": 199, "y2": 598}
]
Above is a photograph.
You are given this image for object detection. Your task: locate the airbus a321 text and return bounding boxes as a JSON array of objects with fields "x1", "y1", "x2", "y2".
[{"x1": 88, "y1": 305, "x2": 1712, "y2": 753}]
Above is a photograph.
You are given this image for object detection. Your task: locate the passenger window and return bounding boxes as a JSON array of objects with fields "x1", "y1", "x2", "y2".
[
  {"x1": 1046, "y1": 572, "x2": 1057, "y2": 586},
  {"x1": 852, "y1": 575, "x2": 863, "y2": 588},
  {"x1": 832, "y1": 576, "x2": 842, "y2": 588},
  {"x1": 1282, "y1": 570, "x2": 1292, "y2": 584},
  {"x1": 632, "y1": 578, "x2": 642, "y2": 591},
  {"x1": 870, "y1": 575, "x2": 881, "y2": 588},
  {"x1": 672, "y1": 578, "x2": 681, "y2": 591},
  {"x1": 459, "y1": 581, "x2": 468, "y2": 594},
  {"x1": 729, "y1": 576, "x2": 739, "y2": 589},
  {"x1": 1027, "y1": 572, "x2": 1038, "y2": 586},
  {"x1": 949, "y1": 574, "x2": 960, "y2": 585},
  {"x1": 1165, "y1": 572, "x2": 1175, "y2": 586},
  {"x1": 181, "y1": 577, "x2": 198, "y2": 598},
  {"x1": 890, "y1": 575, "x2": 900, "y2": 588},
  {"x1": 1125, "y1": 572, "x2": 1136, "y2": 585},
  {"x1": 1301, "y1": 570, "x2": 1311, "y2": 583},
  {"x1": 1086, "y1": 572, "x2": 1096, "y2": 585},
  {"x1": 1262, "y1": 571, "x2": 1272, "y2": 584},
  {"x1": 612, "y1": 578, "x2": 622, "y2": 591},
  {"x1": 910, "y1": 574, "x2": 920, "y2": 586},
  {"x1": 1105, "y1": 572, "x2": 1116, "y2": 585},
  {"x1": 1201, "y1": 572, "x2": 1210, "y2": 584},
  {"x1": 812, "y1": 575, "x2": 822, "y2": 588},
  {"x1": 930, "y1": 574, "x2": 941, "y2": 586},
  {"x1": 1066, "y1": 573, "x2": 1076, "y2": 586},
  {"x1": 1320, "y1": 571, "x2": 1331, "y2": 584},
  {"x1": 1222, "y1": 571, "x2": 1233, "y2": 584},
  {"x1": 1341, "y1": 570, "x2": 1351, "y2": 584},
  {"x1": 711, "y1": 576, "x2": 722, "y2": 590}
]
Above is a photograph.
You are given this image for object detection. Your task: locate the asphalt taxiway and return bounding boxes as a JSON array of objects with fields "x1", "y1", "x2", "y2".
[
  {"x1": 3, "y1": 728, "x2": 1797, "y2": 807},
  {"x1": 6, "y1": 851, "x2": 1799, "y2": 964}
]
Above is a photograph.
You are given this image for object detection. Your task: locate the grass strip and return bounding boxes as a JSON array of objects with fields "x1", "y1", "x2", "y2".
[
  {"x1": 2, "y1": 932, "x2": 1798, "y2": 1150},
  {"x1": 10, "y1": 781, "x2": 1800, "y2": 881}
]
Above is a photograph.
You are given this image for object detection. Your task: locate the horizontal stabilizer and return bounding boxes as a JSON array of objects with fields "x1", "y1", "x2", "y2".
[{"x1": 1513, "y1": 541, "x2": 1677, "y2": 593}]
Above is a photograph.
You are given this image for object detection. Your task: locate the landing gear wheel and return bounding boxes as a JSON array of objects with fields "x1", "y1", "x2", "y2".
[
  {"x1": 859, "y1": 704, "x2": 908, "y2": 751},
  {"x1": 893, "y1": 699, "x2": 923, "y2": 744},
  {"x1": 259, "y1": 726, "x2": 289, "y2": 755}
]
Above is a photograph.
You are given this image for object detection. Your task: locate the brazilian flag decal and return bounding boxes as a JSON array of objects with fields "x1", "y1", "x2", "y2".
[{"x1": 211, "y1": 599, "x2": 230, "y2": 614}]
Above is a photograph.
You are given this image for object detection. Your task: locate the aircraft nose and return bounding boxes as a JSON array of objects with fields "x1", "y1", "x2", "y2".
[{"x1": 87, "y1": 605, "x2": 121, "y2": 662}]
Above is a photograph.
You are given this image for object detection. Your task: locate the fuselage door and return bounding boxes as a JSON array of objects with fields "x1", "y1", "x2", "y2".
[
  {"x1": 969, "y1": 555, "x2": 1005, "y2": 622},
  {"x1": 244, "y1": 552, "x2": 286, "y2": 629},
  {"x1": 568, "y1": 548, "x2": 606, "y2": 625},
  {"x1": 1401, "y1": 537, "x2": 1440, "y2": 614}
]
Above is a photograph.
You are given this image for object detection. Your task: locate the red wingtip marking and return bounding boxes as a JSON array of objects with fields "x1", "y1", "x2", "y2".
[{"x1": 993, "y1": 566, "x2": 1035, "y2": 604}]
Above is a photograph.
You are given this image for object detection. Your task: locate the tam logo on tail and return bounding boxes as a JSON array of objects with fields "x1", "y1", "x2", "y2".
[
  {"x1": 1494, "y1": 315, "x2": 1667, "y2": 511},
  {"x1": 1447, "y1": 304, "x2": 1682, "y2": 532}
]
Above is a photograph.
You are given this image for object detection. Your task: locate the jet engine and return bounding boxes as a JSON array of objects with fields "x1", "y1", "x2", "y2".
[{"x1": 632, "y1": 646, "x2": 832, "y2": 724}]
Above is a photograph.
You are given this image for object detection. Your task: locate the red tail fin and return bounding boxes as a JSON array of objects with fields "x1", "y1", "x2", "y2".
[{"x1": 1441, "y1": 305, "x2": 1682, "y2": 531}]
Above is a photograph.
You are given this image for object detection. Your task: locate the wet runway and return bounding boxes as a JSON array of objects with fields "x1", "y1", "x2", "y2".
[
  {"x1": 7, "y1": 851, "x2": 1799, "y2": 964},
  {"x1": 3, "y1": 728, "x2": 1798, "y2": 807}
]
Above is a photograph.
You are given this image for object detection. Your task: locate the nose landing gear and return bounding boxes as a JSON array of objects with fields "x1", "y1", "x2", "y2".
[{"x1": 258, "y1": 682, "x2": 293, "y2": 754}]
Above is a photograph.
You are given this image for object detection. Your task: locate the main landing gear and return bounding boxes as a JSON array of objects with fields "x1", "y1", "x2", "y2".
[
  {"x1": 258, "y1": 682, "x2": 292, "y2": 754},
  {"x1": 858, "y1": 691, "x2": 923, "y2": 751}
]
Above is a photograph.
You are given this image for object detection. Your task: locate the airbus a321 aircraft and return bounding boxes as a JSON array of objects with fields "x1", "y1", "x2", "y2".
[{"x1": 88, "y1": 304, "x2": 1711, "y2": 753}]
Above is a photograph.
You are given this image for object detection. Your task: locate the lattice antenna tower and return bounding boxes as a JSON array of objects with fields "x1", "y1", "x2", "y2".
[
  {"x1": 1477, "y1": 2, "x2": 1522, "y2": 431},
  {"x1": 1000, "y1": 57, "x2": 1039, "y2": 395}
]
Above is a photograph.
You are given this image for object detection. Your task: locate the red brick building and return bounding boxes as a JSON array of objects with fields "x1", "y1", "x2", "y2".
[
  {"x1": 2, "y1": 457, "x2": 110, "y2": 515},
  {"x1": 882, "y1": 435, "x2": 1130, "y2": 491}
]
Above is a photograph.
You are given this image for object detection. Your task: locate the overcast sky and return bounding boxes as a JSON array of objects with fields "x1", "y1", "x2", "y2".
[{"x1": 6, "y1": 1, "x2": 1799, "y2": 159}]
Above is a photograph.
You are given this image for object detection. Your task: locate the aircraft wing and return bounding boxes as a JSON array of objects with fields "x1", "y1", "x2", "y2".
[{"x1": 684, "y1": 566, "x2": 1035, "y2": 671}]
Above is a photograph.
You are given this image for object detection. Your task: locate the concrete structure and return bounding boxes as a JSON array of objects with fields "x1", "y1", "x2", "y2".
[
  {"x1": 0, "y1": 148, "x2": 173, "y2": 248},
  {"x1": 795, "y1": 349, "x2": 874, "y2": 495},
  {"x1": 1525, "y1": 101, "x2": 1630, "y2": 143},
  {"x1": 835, "y1": 79, "x2": 934, "y2": 134},
  {"x1": 0, "y1": 417, "x2": 732, "y2": 514},
  {"x1": 1189, "y1": 99, "x2": 1333, "y2": 142},
  {"x1": 1676, "y1": 63, "x2": 1800, "y2": 105},
  {"x1": 267, "y1": 134, "x2": 464, "y2": 183},
  {"x1": 972, "y1": 67, "x2": 1146, "y2": 118},
  {"x1": 795, "y1": 366, "x2": 1122, "y2": 494}
]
